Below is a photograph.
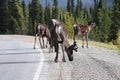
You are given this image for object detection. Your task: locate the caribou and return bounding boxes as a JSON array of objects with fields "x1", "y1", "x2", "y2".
[
  {"x1": 73, "y1": 21, "x2": 96, "y2": 48},
  {"x1": 51, "y1": 19, "x2": 78, "y2": 63},
  {"x1": 33, "y1": 23, "x2": 51, "y2": 51}
]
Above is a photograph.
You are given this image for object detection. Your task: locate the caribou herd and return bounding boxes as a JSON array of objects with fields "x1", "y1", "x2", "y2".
[{"x1": 34, "y1": 19, "x2": 95, "y2": 63}]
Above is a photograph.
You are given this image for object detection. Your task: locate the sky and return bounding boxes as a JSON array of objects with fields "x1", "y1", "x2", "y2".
[{"x1": 22, "y1": 0, "x2": 113, "y2": 8}]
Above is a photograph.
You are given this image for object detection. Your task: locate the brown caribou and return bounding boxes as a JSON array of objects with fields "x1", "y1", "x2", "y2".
[
  {"x1": 51, "y1": 19, "x2": 78, "y2": 63},
  {"x1": 33, "y1": 23, "x2": 51, "y2": 51},
  {"x1": 73, "y1": 21, "x2": 96, "y2": 48}
]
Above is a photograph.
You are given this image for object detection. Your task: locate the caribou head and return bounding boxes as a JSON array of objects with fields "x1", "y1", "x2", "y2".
[{"x1": 65, "y1": 41, "x2": 78, "y2": 61}]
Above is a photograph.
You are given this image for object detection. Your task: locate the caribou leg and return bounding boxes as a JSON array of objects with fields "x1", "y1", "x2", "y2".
[
  {"x1": 42, "y1": 37, "x2": 45, "y2": 48},
  {"x1": 61, "y1": 44, "x2": 66, "y2": 62},
  {"x1": 38, "y1": 36, "x2": 42, "y2": 48},
  {"x1": 54, "y1": 43, "x2": 59, "y2": 63},
  {"x1": 73, "y1": 34, "x2": 76, "y2": 43},
  {"x1": 82, "y1": 36, "x2": 85, "y2": 48},
  {"x1": 49, "y1": 45, "x2": 53, "y2": 53},
  {"x1": 85, "y1": 34, "x2": 89, "y2": 48},
  {"x1": 45, "y1": 38, "x2": 49, "y2": 48},
  {"x1": 49, "y1": 38, "x2": 53, "y2": 53},
  {"x1": 33, "y1": 34, "x2": 37, "y2": 49}
]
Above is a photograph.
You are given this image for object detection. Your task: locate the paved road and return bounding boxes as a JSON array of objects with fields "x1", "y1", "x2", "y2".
[{"x1": 0, "y1": 35, "x2": 120, "y2": 80}]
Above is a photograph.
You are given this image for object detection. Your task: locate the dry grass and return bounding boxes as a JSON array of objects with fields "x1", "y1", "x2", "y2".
[
  {"x1": 88, "y1": 41, "x2": 118, "y2": 50},
  {"x1": 69, "y1": 39, "x2": 118, "y2": 50}
]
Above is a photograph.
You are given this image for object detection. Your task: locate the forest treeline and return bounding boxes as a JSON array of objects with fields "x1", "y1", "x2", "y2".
[{"x1": 0, "y1": 0, "x2": 120, "y2": 47}]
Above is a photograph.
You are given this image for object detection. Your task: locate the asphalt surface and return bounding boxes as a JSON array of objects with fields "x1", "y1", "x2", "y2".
[{"x1": 0, "y1": 35, "x2": 120, "y2": 80}]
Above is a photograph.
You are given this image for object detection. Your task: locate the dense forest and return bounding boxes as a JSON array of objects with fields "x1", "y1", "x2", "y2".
[{"x1": 0, "y1": 0, "x2": 120, "y2": 48}]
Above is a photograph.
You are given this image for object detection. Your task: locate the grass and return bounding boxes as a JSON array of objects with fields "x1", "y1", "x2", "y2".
[
  {"x1": 88, "y1": 41, "x2": 118, "y2": 50},
  {"x1": 69, "y1": 39, "x2": 118, "y2": 50}
]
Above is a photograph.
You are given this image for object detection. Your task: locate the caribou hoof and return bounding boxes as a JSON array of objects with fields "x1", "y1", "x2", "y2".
[
  {"x1": 54, "y1": 59, "x2": 58, "y2": 63},
  {"x1": 62, "y1": 58, "x2": 66, "y2": 62},
  {"x1": 33, "y1": 47, "x2": 36, "y2": 49},
  {"x1": 41, "y1": 46, "x2": 44, "y2": 49},
  {"x1": 82, "y1": 45, "x2": 84, "y2": 48}
]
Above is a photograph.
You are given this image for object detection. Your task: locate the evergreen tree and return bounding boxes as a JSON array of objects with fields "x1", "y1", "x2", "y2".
[
  {"x1": 93, "y1": 0, "x2": 99, "y2": 24},
  {"x1": 21, "y1": 0, "x2": 28, "y2": 34},
  {"x1": 70, "y1": 0, "x2": 74, "y2": 14},
  {"x1": 39, "y1": 3, "x2": 44, "y2": 23},
  {"x1": 8, "y1": 0, "x2": 25, "y2": 34},
  {"x1": 66, "y1": 0, "x2": 75, "y2": 15},
  {"x1": 67, "y1": 0, "x2": 71, "y2": 13},
  {"x1": 45, "y1": 2, "x2": 51, "y2": 25},
  {"x1": 64, "y1": 12, "x2": 74, "y2": 38},
  {"x1": 21, "y1": 0, "x2": 26, "y2": 17},
  {"x1": 93, "y1": 0, "x2": 111, "y2": 42},
  {"x1": 75, "y1": 0, "x2": 82, "y2": 21},
  {"x1": 109, "y1": 0, "x2": 120, "y2": 44},
  {"x1": 52, "y1": 0, "x2": 58, "y2": 19},
  {"x1": 28, "y1": 1, "x2": 33, "y2": 35},
  {"x1": 0, "y1": 0, "x2": 9, "y2": 33},
  {"x1": 29, "y1": 0, "x2": 40, "y2": 35}
]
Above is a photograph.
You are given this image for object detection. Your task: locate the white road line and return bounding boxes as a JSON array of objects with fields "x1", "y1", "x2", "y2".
[{"x1": 33, "y1": 46, "x2": 44, "y2": 80}]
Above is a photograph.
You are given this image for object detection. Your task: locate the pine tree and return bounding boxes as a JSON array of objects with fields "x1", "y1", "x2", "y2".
[
  {"x1": 21, "y1": 0, "x2": 26, "y2": 17},
  {"x1": 21, "y1": 0, "x2": 28, "y2": 34},
  {"x1": 39, "y1": 3, "x2": 44, "y2": 23},
  {"x1": 71, "y1": 0, "x2": 74, "y2": 14},
  {"x1": 109, "y1": 0, "x2": 120, "y2": 44},
  {"x1": 45, "y1": 2, "x2": 51, "y2": 25},
  {"x1": 28, "y1": 1, "x2": 33, "y2": 35},
  {"x1": 52, "y1": 0, "x2": 58, "y2": 19},
  {"x1": 64, "y1": 12, "x2": 74, "y2": 38},
  {"x1": 93, "y1": 0, "x2": 99, "y2": 24},
  {"x1": 67, "y1": 0, "x2": 71, "y2": 13},
  {"x1": 29, "y1": 0, "x2": 40, "y2": 35},
  {"x1": 94, "y1": 0, "x2": 111, "y2": 42},
  {"x1": 7, "y1": 0, "x2": 25, "y2": 34},
  {"x1": 0, "y1": 0, "x2": 9, "y2": 33},
  {"x1": 75, "y1": 0, "x2": 82, "y2": 21}
]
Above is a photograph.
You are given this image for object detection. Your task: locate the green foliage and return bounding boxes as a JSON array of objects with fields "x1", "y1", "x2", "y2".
[
  {"x1": 67, "y1": 0, "x2": 71, "y2": 13},
  {"x1": 0, "y1": 1, "x2": 8, "y2": 33},
  {"x1": 70, "y1": 0, "x2": 74, "y2": 14},
  {"x1": 39, "y1": 5, "x2": 44, "y2": 23},
  {"x1": 7, "y1": 0, "x2": 26, "y2": 34},
  {"x1": 52, "y1": 0, "x2": 58, "y2": 19},
  {"x1": 117, "y1": 31, "x2": 120, "y2": 49},
  {"x1": 29, "y1": 0, "x2": 40, "y2": 35},
  {"x1": 21, "y1": 0, "x2": 26, "y2": 17},
  {"x1": 109, "y1": 0, "x2": 120, "y2": 42},
  {"x1": 89, "y1": 0, "x2": 111, "y2": 42},
  {"x1": 64, "y1": 12, "x2": 74, "y2": 38},
  {"x1": 44, "y1": 4, "x2": 51, "y2": 25},
  {"x1": 75, "y1": 0, "x2": 83, "y2": 21}
]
